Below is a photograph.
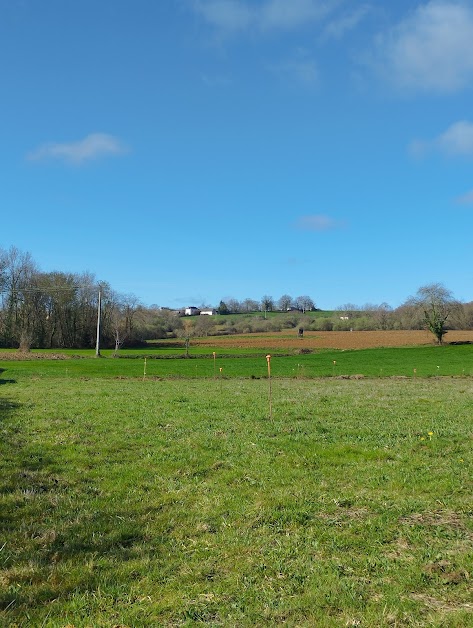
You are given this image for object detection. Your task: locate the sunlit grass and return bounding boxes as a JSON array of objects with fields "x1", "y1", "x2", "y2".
[
  {"x1": 1, "y1": 374, "x2": 472, "y2": 626},
  {"x1": 1, "y1": 342, "x2": 472, "y2": 381}
]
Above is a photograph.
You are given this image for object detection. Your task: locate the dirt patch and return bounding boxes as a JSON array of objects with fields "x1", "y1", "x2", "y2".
[
  {"x1": 0, "y1": 352, "x2": 72, "y2": 361},
  {"x1": 193, "y1": 330, "x2": 473, "y2": 351},
  {"x1": 410, "y1": 593, "x2": 473, "y2": 613},
  {"x1": 400, "y1": 510, "x2": 470, "y2": 533}
]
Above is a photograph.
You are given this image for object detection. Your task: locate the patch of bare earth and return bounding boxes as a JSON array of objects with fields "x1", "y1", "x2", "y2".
[
  {"x1": 194, "y1": 330, "x2": 473, "y2": 351},
  {"x1": 399, "y1": 510, "x2": 472, "y2": 535},
  {"x1": 0, "y1": 352, "x2": 71, "y2": 360},
  {"x1": 410, "y1": 593, "x2": 473, "y2": 615},
  {"x1": 401, "y1": 510, "x2": 473, "y2": 615}
]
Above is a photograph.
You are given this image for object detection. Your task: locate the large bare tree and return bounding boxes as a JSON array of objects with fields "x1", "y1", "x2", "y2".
[
  {"x1": 406, "y1": 283, "x2": 459, "y2": 344},
  {"x1": 277, "y1": 294, "x2": 293, "y2": 311}
]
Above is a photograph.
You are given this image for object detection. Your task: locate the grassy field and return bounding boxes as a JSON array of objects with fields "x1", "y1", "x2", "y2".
[
  {"x1": 1, "y1": 337, "x2": 473, "y2": 626},
  {"x1": 0, "y1": 340, "x2": 472, "y2": 381}
]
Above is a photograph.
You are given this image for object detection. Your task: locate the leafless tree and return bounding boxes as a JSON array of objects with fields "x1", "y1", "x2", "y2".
[
  {"x1": 373, "y1": 302, "x2": 393, "y2": 330},
  {"x1": 241, "y1": 298, "x2": 259, "y2": 312},
  {"x1": 405, "y1": 283, "x2": 460, "y2": 344},
  {"x1": 194, "y1": 314, "x2": 214, "y2": 337},
  {"x1": 277, "y1": 294, "x2": 293, "y2": 311},
  {"x1": 261, "y1": 295, "x2": 274, "y2": 314},
  {"x1": 295, "y1": 295, "x2": 315, "y2": 313},
  {"x1": 176, "y1": 319, "x2": 196, "y2": 357}
]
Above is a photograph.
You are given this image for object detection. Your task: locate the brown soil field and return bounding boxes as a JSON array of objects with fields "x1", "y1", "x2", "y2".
[
  {"x1": 193, "y1": 330, "x2": 473, "y2": 350},
  {"x1": 0, "y1": 352, "x2": 71, "y2": 360}
]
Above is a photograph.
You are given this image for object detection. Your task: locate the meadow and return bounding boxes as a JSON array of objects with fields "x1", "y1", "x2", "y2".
[
  {"x1": 0, "y1": 329, "x2": 473, "y2": 380},
  {"x1": 1, "y1": 333, "x2": 472, "y2": 626}
]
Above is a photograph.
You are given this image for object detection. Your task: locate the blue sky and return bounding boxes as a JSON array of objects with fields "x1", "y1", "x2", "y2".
[{"x1": 1, "y1": 0, "x2": 472, "y2": 309}]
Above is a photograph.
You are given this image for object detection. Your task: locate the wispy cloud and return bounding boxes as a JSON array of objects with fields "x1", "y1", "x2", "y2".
[
  {"x1": 270, "y1": 50, "x2": 319, "y2": 86},
  {"x1": 295, "y1": 214, "x2": 345, "y2": 231},
  {"x1": 27, "y1": 133, "x2": 128, "y2": 165},
  {"x1": 455, "y1": 189, "x2": 473, "y2": 205},
  {"x1": 410, "y1": 121, "x2": 473, "y2": 157},
  {"x1": 192, "y1": 0, "x2": 336, "y2": 33},
  {"x1": 259, "y1": 0, "x2": 332, "y2": 31},
  {"x1": 323, "y1": 4, "x2": 370, "y2": 41},
  {"x1": 370, "y1": 1, "x2": 473, "y2": 92},
  {"x1": 192, "y1": 0, "x2": 253, "y2": 32}
]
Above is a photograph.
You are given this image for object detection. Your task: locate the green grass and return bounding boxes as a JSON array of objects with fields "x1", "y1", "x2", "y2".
[
  {"x1": 208, "y1": 309, "x2": 333, "y2": 319},
  {"x1": 1, "y1": 370, "x2": 472, "y2": 626},
  {"x1": 1, "y1": 343, "x2": 472, "y2": 380}
]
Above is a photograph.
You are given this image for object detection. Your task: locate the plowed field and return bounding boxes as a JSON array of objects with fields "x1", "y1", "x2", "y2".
[{"x1": 194, "y1": 330, "x2": 473, "y2": 350}]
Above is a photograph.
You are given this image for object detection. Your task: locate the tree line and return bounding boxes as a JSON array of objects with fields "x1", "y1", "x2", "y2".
[
  {"x1": 1, "y1": 246, "x2": 471, "y2": 350},
  {"x1": 184, "y1": 285, "x2": 470, "y2": 345},
  {"x1": 216, "y1": 294, "x2": 316, "y2": 315},
  {"x1": 0, "y1": 247, "x2": 139, "y2": 351}
]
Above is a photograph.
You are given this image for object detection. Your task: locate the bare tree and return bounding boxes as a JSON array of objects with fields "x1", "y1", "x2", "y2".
[
  {"x1": 277, "y1": 294, "x2": 293, "y2": 311},
  {"x1": 261, "y1": 295, "x2": 274, "y2": 315},
  {"x1": 176, "y1": 319, "x2": 196, "y2": 357},
  {"x1": 0, "y1": 246, "x2": 37, "y2": 349},
  {"x1": 194, "y1": 314, "x2": 214, "y2": 337},
  {"x1": 242, "y1": 298, "x2": 259, "y2": 312},
  {"x1": 295, "y1": 295, "x2": 315, "y2": 313},
  {"x1": 337, "y1": 303, "x2": 358, "y2": 318},
  {"x1": 226, "y1": 298, "x2": 241, "y2": 314},
  {"x1": 451, "y1": 301, "x2": 473, "y2": 329},
  {"x1": 108, "y1": 291, "x2": 141, "y2": 355},
  {"x1": 405, "y1": 283, "x2": 460, "y2": 344},
  {"x1": 373, "y1": 302, "x2": 393, "y2": 330}
]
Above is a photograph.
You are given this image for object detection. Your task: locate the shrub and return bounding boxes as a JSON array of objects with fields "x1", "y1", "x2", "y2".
[{"x1": 312, "y1": 318, "x2": 334, "y2": 331}]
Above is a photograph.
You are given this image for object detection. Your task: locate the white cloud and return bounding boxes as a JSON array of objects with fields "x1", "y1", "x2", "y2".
[
  {"x1": 436, "y1": 121, "x2": 473, "y2": 155},
  {"x1": 372, "y1": 1, "x2": 473, "y2": 92},
  {"x1": 192, "y1": 0, "x2": 335, "y2": 33},
  {"x1": 295, "y1": 214, "x2": 345, "y2": 231},
  {"x1": 27, "y1": 133, "x2": 128, "y2": 165},
  {"x1": 410, "y1": 121, "x2": 473, "y2": 157}
]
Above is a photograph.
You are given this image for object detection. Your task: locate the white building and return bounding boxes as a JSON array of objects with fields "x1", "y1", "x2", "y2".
[{"x1": 185, "y1": 306, "x2": 201, "y2": 316}]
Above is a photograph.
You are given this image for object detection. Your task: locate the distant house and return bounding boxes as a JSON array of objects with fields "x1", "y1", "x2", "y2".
[
  {"x1": 340, "y1": 316, "x2": 349, "y2": 320},
  {"x1": 200, "y1": 309, "x2": 216, "y2": 316},
  {"x1": 185, "y1": 306, "x2": 201, "y2": 316}
]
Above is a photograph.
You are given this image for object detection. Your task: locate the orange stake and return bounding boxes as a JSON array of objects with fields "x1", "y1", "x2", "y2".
[{"x1": 266, "y1": 354, "x2": 272, "y2": 419}]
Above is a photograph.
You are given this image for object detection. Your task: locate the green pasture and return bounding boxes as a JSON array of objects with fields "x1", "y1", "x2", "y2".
[
  {"x1": 202, "y1": 309, "x2": 333, "y2": 320},
  {"x1": 0, "y1": 343, "x2": 472, "y2": 380},
  {"x1": 1, "y1": 372, "x2": 472, "y2": 626}
]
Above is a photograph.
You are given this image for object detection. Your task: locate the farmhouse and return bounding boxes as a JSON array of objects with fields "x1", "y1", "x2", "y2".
[
  {"x1": 200, "y1": 309, "x2": 217, "y2": 316},
  {"x1": 184, "y1": 306, "x2": 201, "y2": 316}
]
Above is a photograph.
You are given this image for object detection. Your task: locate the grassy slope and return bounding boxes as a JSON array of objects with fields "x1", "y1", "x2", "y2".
[{"x1": 1, "y1": 374, "x2": 472, "y2": 626}]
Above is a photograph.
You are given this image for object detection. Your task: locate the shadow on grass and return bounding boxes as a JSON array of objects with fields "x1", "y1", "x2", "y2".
[
  {"x1": 1, "y1": 413, "x2": 170, "y2": 617},
  {"x1": 0, "y1": 368, "x2": 16, "y2": 385},
  {"x1": 0, "y1": 397, "x2": 20, "y2": 422},
  {"x1": 0, "y1": 495, "x2": 169, "y2": 615}
]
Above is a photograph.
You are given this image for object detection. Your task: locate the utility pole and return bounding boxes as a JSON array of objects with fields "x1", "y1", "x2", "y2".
[{"x1": 95, "y1": 288, "x2": 101, "y2": 357}]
